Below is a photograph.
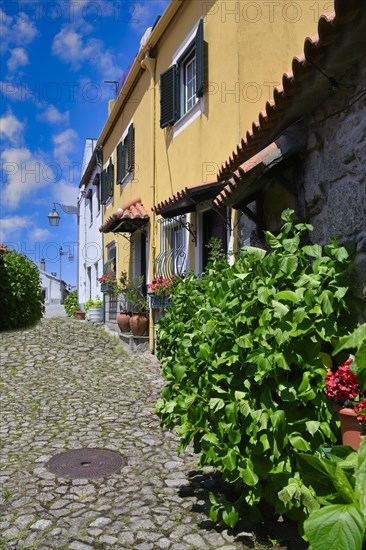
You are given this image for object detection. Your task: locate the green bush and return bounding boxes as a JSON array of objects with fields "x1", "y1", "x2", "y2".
[
  {"x1": 0, "y1": 249, "x2": 44, "y2": 330},
  {"x1": 156, "y1": 209, "x2": 358, "y2": 528},
  {"x1": 63, "y1": 290, "x2": 79, "y2": 317},
  {"x1": 84, "y1": 295, "x2": 103, "y2": 311}
]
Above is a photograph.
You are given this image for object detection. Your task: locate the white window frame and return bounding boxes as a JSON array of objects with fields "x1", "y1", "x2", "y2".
[{"x1": 172, "y1": 20, "x2": 204, "y2": 138}]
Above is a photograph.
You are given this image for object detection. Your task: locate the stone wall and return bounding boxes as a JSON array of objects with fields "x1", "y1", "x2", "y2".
[
  {"x1": 237, "y1": 56, "x2": 366, "y2": 318},
  {"x1": 303, "y1": 57, "x2": 366, "y2": 318}
]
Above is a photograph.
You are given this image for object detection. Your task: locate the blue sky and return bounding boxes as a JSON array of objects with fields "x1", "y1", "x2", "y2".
[{"x1": 0, "y1": 0, "x2": 169, "y2": 286}]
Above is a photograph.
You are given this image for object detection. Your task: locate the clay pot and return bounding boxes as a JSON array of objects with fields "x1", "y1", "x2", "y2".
[
  {"x1": 117, "y1": 311, "x2": 131, "y2": 333},
  {"x1": 130, "y1": 313, "x2": 149, "y2": 337},
  {"x1": 337, "y1": 407, "x2": 365, "y2": 451},
  {"x1": 74, "y1": 311, "x2": 86, "y2": 320}
]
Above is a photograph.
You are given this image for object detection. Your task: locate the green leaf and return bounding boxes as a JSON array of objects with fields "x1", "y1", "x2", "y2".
[
  {"x1": 303, "y1": 244, "x2": 322, "y2": 258},
  {"x1": 304, "y1": 504, "x2": 364, "y2": 550},
  {"x1": 320, "y1": 290, "x2": 334, "y2": 315},
  {"x1": 333, "y1": 324, "x2": 366, "y2": 355},
  {"x1": 305, "y1": 420, "x2": 320, "y2": 436},
  {"x1": 288, "y1": 433, "x2": 311, "y2": 452},
  {"x1": 240, "y1": 246, "x2": 266, "y2": 260},
  {"x1": 209, "y1": 398, "x2": 225, "y2": 412},
  {"x1": 275, "y1": 290, "x2": 299, "y2": 302},
  {"x1": 354, "y1": 438, "x2": 366, "y2": 519},
  {"x1": 222, "y1": 504, "x2": 239, "y2": 528},
  {"x1": 238, "y1": 458, "x2": 258, "y2": 486},
  {"x1": 279, "y1": 255, "x2": 298, "y2": 275},
  {"x1": 272, "y1": 300, "x2": 290, "y2": 319},
  {"x1": 222, "y1": 448, "x2": 237, "y2": 472},
  {"x1": 173, "y1": 365, "x2": 186, "y2": 382}
]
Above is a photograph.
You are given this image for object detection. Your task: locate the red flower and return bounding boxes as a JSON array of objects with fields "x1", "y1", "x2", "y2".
[
  {"x1": 325, "y1": 359, "x2": 360, "y2": 402},
  {"x1": 354, "y1": 398, "x2": 366, "y2": 423}
]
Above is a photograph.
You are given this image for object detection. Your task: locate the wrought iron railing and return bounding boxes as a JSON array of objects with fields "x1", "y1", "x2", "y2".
[{"x1": 153, "y1": 247, "x2": 186, "y2": 279}]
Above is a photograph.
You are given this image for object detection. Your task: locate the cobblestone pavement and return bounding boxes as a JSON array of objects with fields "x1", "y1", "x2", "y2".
[{"x1": 0, "y1": 318, "x2": 254, "y2": 550}]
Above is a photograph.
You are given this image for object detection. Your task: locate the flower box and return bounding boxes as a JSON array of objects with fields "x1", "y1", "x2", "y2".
[
  {"x1": 101, "y1": 283, "x2": 114, "y2": 293},
  {"x1": 148, "y1": 293, "x2": 172, "y2": 309}
]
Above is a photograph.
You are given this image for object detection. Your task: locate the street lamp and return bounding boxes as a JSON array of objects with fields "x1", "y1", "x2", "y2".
[
  {"x1": 59, "y1": 246, "x2": 73, "y2": 304},
  {"x1": 48, "y1": 202, "x2": 78, "y2": 227}
]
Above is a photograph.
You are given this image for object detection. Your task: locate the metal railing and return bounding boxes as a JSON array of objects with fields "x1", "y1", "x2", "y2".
[{"x1": 153, "y1": 247, "x2": 186, "y2": 279}]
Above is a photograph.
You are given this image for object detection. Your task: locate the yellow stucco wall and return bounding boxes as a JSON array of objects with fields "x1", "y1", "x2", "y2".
[{"x1": 98, "y1": 0, "x2": 328, "y2": 345}]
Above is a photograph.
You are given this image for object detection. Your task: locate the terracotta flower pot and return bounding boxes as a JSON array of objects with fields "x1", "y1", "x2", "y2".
[
  {"x1": 74, "y1": 311, "x2": 85, "y2": 320},
  {"x1": 130, "y1": 313, "x2": 149, "y2": 337},
  {"x1": 337, "y1": 407, "x2": 365, "y2": 451},
  {"x1": 117, "y1": 312, "x2": 131, "y2": 333}
]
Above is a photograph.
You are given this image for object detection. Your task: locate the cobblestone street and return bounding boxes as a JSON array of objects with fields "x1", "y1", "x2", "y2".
[{"x1": 1, "y1": 318, "x2": 249, "y2": 550}]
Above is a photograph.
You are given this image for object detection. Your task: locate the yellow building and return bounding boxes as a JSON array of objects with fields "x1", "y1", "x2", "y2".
[{"x1": 96, "y1": 0, "x2": 324, "y2": 347}]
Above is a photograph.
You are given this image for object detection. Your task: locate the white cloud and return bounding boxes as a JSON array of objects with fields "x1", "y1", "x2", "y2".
[
  {"x1": 7, "y1": 47, "x2": 29, "y2": 72},
  {"x1": 53, "y1": 181, "x2": 79, "y2": 207},
  {"x1": 1, "y1": 147, "x2": 54, "y2": 210},
  {"x1": 0, "y1": 112, "x2": 24, "y2": 144},
  {"x1": 129, "y1": 1, "x2": 169, "y2": 34},
  {"x1": 0, "y1": 9, "x2": 38, "y2": 53},
  {"x1": 52, "y1": 129, "x2": 79, "y2": 162},
  {"x1": 0, "y1": 215, "x2": 31, "y2": 242},
  {"x1": 52, "y1": 26, "x2": 121, "y2": 78},
  {"x1": 29, "y1": 227, "x2": 51, "y2": 241},
  {"x1": 37, "y1": 105, "x2": 70, "y2": 125}
]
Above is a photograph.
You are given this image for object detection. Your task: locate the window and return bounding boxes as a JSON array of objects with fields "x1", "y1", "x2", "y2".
[
  {"x1": 116, "y1": 123, "x2": 135, "y2": 183},
  {"x1": 92, "y1": 172, "x2": 101, "y2": 213},
  {"x1": 154, "y1": 218, "x2": 187, "y2": 277},
  {"x1": 160, "y1": 19, "x2": 205, "y2": 129},
  {"x1": 87, "y1": 189, "x2": 93, "y2": 225},
  {"x1": 104, "y1": 243, "x2": 116, "y2": 275}
]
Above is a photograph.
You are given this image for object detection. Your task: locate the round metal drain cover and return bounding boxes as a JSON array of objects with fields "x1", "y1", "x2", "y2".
[{"x1": 47, "y1": 448, "x2": 126, "y2": 479}]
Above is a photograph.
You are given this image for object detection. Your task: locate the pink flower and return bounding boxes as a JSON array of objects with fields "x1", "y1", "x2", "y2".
[
  {"x1": 354, "y1": 399, "x2": 366, "y2": 423},
  {"x1": 325, "y1": 359, "x2": 360, "y2": 402}
]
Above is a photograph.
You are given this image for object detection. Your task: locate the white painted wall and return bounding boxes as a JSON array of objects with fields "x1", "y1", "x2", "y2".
[
  {"x1": 40, "y1": 271, "x2": 66, "y2": 304},
  {"x1": 78, "y1": 140, "x2": 104, "y2": 309}
]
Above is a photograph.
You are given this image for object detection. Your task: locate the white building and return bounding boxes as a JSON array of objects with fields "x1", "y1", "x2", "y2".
[
  {"x1": 39, "y1": 259, "x2": 68, "y2": 304},
  {"x1": 78, "y1": 139, "x2": 104, "y2": 309}
]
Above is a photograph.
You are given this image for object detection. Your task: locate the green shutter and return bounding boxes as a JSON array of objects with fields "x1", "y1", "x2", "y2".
[
  {"x1": 107, "y1": 161, "x2": 114, "y2": 197},
  {"x1": 195, "y1": 19, "x2": 205, "y2": 97},
  {"x1": 101, "y1": 169, "x2": 107, "y2": 204},
  {"x1": 127, "y1": 123, "x2": 135, "y2": 172},
  {"x1": 121, "y1": 140, "x2": 126, "y2": 180},
  {"x1": 116, "y1": 142, "x2": 123, "y2": 183},
  {"x1": 160, "y1": 65, "x2": 180, "y2": 128}
]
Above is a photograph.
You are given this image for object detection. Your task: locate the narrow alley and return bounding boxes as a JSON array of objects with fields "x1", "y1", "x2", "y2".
[{"x1": 1, "y1": 318, "x2": 247, "y2": 549}]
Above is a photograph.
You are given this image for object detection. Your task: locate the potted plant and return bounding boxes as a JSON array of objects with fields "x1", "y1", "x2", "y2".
[
  {"x1": 117, "y1": 271, "x2": 131, "y2": 333},
  {"x1": 147, "y1": 275, "x2": 181, "y2": 308},
  {"x1": 325, "y1": 357, "x2": 366, "y2": 450},
  {"x1": 63, "y1": 290, "x2": 85, "y2": 319},
  {"x1": 124, "y1": 276, "x2": 148, "y2": 336},
  {"x1": 84, "y1": 295, "x2": 103, "y2": 322},
  {"x1": 98, "y1": 273, "x2": 119, "y2": 294}
]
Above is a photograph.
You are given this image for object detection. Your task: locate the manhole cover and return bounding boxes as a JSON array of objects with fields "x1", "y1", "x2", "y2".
[{"x1": 47, "y1": 448, "x2": 126, "y2": 479}]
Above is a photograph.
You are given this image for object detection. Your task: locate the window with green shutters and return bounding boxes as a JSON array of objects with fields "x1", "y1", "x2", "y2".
[
  {"x1": 107, "y1": 160, "x2": 114, "y2": 197},
  {"x1": 116, "y1": 123, "x2": 135, "y2": 183},
  {"x1": 160, "y1": 19, "x2": 205, "y2": 129}
]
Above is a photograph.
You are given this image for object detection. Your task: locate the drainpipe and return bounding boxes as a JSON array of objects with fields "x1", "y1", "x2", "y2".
[{"x1": 141, "y1": 50, "x2": 157, "y2": 352}]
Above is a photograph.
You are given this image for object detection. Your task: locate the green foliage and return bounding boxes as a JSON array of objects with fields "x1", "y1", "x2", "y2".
[
  {"x1": 63, "y1": 290, "x2": 79, "y2": 317},
  {"x1": 333, "y1": 323, "x2": 366, "y2": 391},
  {"x1": 302, "y1": 439, "x2": 366, "y2": 550},
  {"x1": 0, "y1": 249, "x2": 44, "y2": 330},
  {"x1": 155, "y1": 209, "x2": 357, "y2": 527},
  {"x1": 84, "y1": 295, "x2": 103, "y2": 310},
  {"x1": 124, "y1": 276, "x2": 147, "y2": 313}
]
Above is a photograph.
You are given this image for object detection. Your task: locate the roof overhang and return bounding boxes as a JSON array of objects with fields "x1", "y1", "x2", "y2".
[
  {"x1": 153, "y1": 180, "x2": 227, "y2": 218},
  {"x1": 99, "y1": 197, "x2": 149, "y2": 234},
  {"x1": 214, "y1": 123, "x2": 307, "y2": 209}
]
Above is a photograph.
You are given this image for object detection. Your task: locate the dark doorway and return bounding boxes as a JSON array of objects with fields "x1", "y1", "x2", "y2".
[{"x1": 202, "y1": 208, "x2": 228, "y2": 269}]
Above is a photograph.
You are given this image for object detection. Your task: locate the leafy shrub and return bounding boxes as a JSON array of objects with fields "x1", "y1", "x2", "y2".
[
  {"x1": 63, "y1": 290, "x2": 79, "y2": 317},
  {"x1": 156, "y1": 209, "x2": 357, "y2": 527},
  {"x1": 0, "y1": 248, "x2": 44, "y2": 330},
  {"x1": 84, "y1": 295, "x2": 103, "y2": 310}
]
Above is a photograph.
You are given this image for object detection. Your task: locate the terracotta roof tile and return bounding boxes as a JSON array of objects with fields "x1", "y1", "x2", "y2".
[
  {"x1": 152, "y1": 180, "x2": 223, "y2": 217},
  {"x1": 99, "y1": 197, "x2": 149, "y2": 233},
  {"x1": 216, "y1": 0, "x2": 365, "y2": 193}
]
